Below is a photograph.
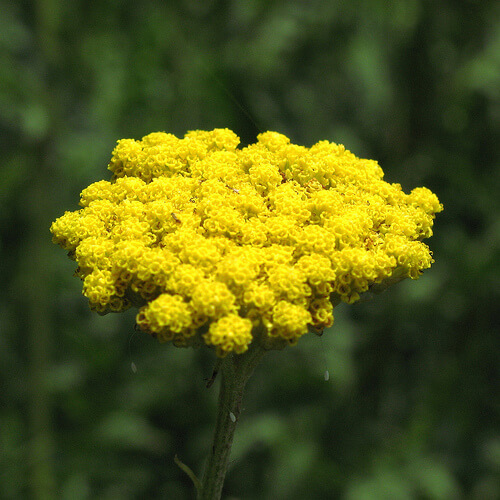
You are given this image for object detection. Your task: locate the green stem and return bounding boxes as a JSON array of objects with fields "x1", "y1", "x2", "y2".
[{"x1": 198, "y1": 345, "x2": 266, "y2": 500}]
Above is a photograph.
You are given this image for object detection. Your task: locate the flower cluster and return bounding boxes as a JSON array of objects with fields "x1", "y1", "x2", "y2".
[{"x1": 51, "y1": 129, "x2": 442, "y2": 356}]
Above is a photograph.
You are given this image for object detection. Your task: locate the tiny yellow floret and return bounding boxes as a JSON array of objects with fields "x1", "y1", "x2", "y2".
[
  {"x1": 204, "y1": 314, "x2": 254, "y2": 356},
  {"x1": 51, "y1": 129, "x2": 442, "y2": 355}
]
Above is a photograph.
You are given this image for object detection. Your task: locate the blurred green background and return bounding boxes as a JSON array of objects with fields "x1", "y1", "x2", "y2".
[{"x1": 1, "y1": 1, "x2": 499, "y2": 499}]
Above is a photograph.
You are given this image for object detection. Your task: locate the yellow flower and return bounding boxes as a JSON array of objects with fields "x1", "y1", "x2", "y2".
[
  {"x1": 204, "y1": 314, "x2": 254, "y2": 357},
  {"x1": 136, "y1": 294, "x2": 193, "y2": 342},
  {"x1": 51, "y1": 129, "x2": 442, "y2": 355}
]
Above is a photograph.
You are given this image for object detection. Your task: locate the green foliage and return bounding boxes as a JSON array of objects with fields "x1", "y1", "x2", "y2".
[{"x1": 1, "y1": 0, "x2": 499, "y2": 498}]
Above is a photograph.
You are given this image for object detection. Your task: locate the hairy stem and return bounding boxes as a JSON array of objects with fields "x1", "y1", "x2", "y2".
[{"x1": 198, "y1": 345, "x2": 266, "y2": 500}]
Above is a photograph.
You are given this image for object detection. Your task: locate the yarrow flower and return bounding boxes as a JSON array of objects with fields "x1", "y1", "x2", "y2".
[{"x1": 51, "y1": 129, "x2": 442, "y2": 357}]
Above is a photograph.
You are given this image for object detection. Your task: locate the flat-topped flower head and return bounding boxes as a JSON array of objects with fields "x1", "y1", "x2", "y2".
[{"x1": 51, "y1": 129, "x2": 442, "y2": 356}]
